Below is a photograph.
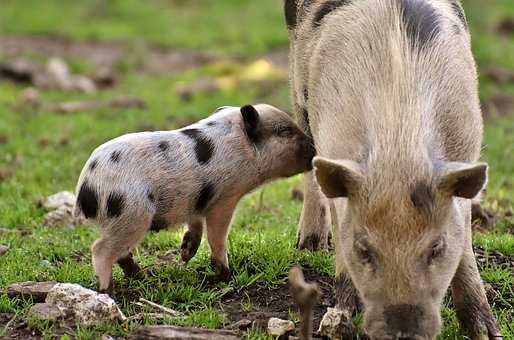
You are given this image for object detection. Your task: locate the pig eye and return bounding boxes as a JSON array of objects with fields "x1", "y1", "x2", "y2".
[
  {"x1": 275, "y1": 125, "x2": 295, "y2": 137},
  {"x1": 428, "y1": 238, "x2": 446, "y2": 264},
  {"x1": 354, "y1": 238, "x2": 377, "y2": 266}
]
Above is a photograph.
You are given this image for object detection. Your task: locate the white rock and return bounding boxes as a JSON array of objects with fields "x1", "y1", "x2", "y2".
[
  {"x1": 43, "y1": 204, "x2": 85, "y2": 227},
  {"x1": 46, "y1": 57, "x2": 71, "y2": 89},
  {"x1": 6, "y1": 281, "x2": 57, "y2": 302},
  {"x1": 29, "y1": 303, "x2": 65, "y2": 321},
  {"x1": 42, "y1": 191, "x2": 76, "y2": 210},
  {"x1": 70, "y1": 75, "x2": 97, "y2": 94},
  {"x1": 45, "y1": 283, "x2": 126, "y2": 325},
  {"x1": 267, "y1": 317, "x2": 295, "y2": 337},
  {"x1": 318, "y1": 307, "x2": 354, "y2": 340}
]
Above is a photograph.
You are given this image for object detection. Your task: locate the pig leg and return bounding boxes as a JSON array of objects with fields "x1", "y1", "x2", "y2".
[
  {"x1": 92, "y1": 216, "x2": 151, "y2": 292},
  {"x1": 451, "y1": 237, "x2": 502, "y2": 339},
  {"x1": 205, "y1": 201, "x2": 237, "y2": 282},
  {"x1": 297, "y1": 168, "x2": 332, "y2": 251},
  {"x1": 294, "y1": 101, "x2": 331, "y2": 251},
  {"x1": 181, "y1": 219, "x2": 204, "y2": 263},
  {"x1": 331, "y1": 205, "x2": 360, "y2": 337}
]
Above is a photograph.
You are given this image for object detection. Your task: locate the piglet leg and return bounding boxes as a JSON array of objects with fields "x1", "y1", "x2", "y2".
[
  {"x1": 181, "y1": 219, "x2": 204, "y2": 263},
  {"x1": 117, "y1": 253, "x2": 143, "y2": 278},
  {"x1": 205, "y1": 201, "x2": 237, "y2": 282}
]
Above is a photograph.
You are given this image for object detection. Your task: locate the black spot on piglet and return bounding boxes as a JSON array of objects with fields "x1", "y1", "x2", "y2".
[
  {"x1": 110, "y1": 150, "x2": 122, "y2": 163},
  {"x1": 89, "y1": 159, "x2": 98, "y2": 171},
  {"x1": 106, "y1": 191, "x2": 125, "y2": 218},
  {"x1": 196, "y1": 182, "x2": 214, "y2": 211},
  {"x1": 77, "y1": 181, "x2": 99, "y2": 219},
  {"x1": 158, "y1": 141, "x2": 169, "y2": 152},
  {"x1": 181, "y1": 128, "x2": 215, "y2": 164}
]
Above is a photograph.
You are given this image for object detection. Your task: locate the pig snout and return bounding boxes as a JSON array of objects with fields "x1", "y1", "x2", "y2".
[{"x1": 364, "y1": 304, "x2": 440, "y2": 340}]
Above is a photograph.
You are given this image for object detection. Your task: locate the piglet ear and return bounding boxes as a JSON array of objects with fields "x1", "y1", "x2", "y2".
[
  {"x1": 241, "y1": 105, "x2": 260, "y2": 142},
  {"x1": 241, "y1": 105, "x2": 259, "y2": 130}
]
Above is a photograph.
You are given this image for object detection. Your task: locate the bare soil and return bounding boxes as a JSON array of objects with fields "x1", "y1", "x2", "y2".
[
  {"x1": 221, "y1": 267, "x2": 334, "y2": 337},
  {"x1": 0, "y1": 35, "x2": 214, "y2": 75}
]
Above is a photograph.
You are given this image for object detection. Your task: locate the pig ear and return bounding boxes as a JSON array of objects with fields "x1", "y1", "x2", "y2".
[
  {"x1": 313, "y1": 156, "x2": 364, "y2": 198},
  {"x1": 437, "y1": 162, "x2": 488, "y2": 199}
]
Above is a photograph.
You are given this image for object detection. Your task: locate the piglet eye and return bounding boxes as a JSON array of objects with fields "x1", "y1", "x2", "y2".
[
  {"x1": 428, "y1": 238, "x2": 446, "y2": 263},
  {"x1": 276, "y1": 126, "x2": 295, "y2": 137}
]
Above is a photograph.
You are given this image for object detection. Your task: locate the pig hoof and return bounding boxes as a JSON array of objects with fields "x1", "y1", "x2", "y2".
[
  {"x1": 210, "y1": 258, "x2": 232, "y2": 283},
  {"x1": 181, "y1": 231, "x2": 202, "y2": 263},
  {"x1": 297, "y1": 233, "x2": 327, "y2": 251}
]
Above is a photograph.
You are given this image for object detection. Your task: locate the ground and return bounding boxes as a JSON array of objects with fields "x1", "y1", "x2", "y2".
[{"x1": 0, "y1": 0, "x2": 513, "y2": 339}]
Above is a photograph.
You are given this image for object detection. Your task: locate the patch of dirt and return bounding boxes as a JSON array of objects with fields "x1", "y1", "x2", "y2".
[
  {"x1": 0, "y1": 313, "x2": 40, "y2": 340},
  {"x1": 474, "y1": 245, "x2": 514, "y2": 270},
  {"x1": 0, "y1": 35, "x2": 214, "y2": 75},
  {"x1": 221, "y1": 268, "x2": 334, "y2": 337},
  {"x1": 482, "y1": 66, "x2": 514, "y2": 84},
  {"x1": 482, "y1": 93, "x2": 514, "y2": 120}
]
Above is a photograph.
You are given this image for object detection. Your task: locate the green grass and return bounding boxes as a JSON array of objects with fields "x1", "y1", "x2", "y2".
[{"x1": 1, "y1": 0, "x2": 514, "y2": 339}]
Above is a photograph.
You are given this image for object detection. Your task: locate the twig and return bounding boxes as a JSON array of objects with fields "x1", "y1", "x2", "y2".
[{"x1": 139, "y1": 298, "x2": 180, "y2": 316}]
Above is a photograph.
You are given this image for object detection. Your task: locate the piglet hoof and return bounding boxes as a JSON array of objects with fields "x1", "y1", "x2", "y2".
[
  {"x1": 97, "y1": 280, "x2": 114, "y2": 296},
  {"x1": 181, "y1": 231, "x2": 202, "y2": 264},
  {"x1": 297, "y1": 233, "x2": 328, "y2": 251},
  {"x1": 210, "y1": 258, "x2": 232, "y2": 283}
]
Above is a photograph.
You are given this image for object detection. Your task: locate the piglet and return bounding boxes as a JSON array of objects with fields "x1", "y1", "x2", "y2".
[{"x1": 74, "y1": 104, "x2": 315, "y2": 291}]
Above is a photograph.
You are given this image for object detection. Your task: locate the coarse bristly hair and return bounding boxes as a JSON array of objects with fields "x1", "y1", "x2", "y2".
[{"x1": 285, "y1": 0, "x2": 500, "y2": 339}]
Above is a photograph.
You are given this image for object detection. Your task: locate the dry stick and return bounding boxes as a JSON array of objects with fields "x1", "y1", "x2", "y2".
[
  {"x1": 289, "y1": 266, "x2": 320, "y2": 340},
  {"x1": 139, "y1": 298, "x2": 180, "y2": 316}
]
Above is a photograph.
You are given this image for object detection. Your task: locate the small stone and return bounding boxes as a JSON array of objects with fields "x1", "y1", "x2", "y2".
[
  {"x1": 70, "y1": 75, "x2": 96, "y2": 94},
  {"x1": 318, "y1": 307, "x2": 355, "y2": 340},
  {"x1": 42, "y1": 191, "x2": 76, "y2": 210},
  {"x1": 6, "y1": 281, "x2": 57, "y2": 303},
  {"x1": 45, "y1": 57, "x2": 71, "y2": 89},
  {"x1": 0, "y1": 245, "x2": 8, "y2": 256},
  {"x1": 45, "y1": 283, "x2": 126, "y2": 326},
  {"x1": 29, "y1": 303, "x2": 64, "y2": 322},
  {"x1": 93, "y1": 66, "x2": 116, "y2": 88},
  {"x1": 101, "y1": 335, "x2": 116, "y2": 340},
  {"x1": 505, "y1": 209, "x2": 513, "y2": 218},
  {"x1": 267, "y1": 317, "x2": 295, "y2": 337},
  {"x1": 19, "y1": 87, "x2": 41, "y2": 108}
]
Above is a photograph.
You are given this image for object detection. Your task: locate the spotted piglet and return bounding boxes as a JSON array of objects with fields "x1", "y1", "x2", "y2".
[{"x1": 74, "y1": 104, "x2": 315, "y2": 292}]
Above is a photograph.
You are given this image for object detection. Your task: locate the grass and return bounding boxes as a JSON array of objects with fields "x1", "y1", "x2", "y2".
[{"x1": 0, "y1": 0, "x2": 513, "y2": 339}]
